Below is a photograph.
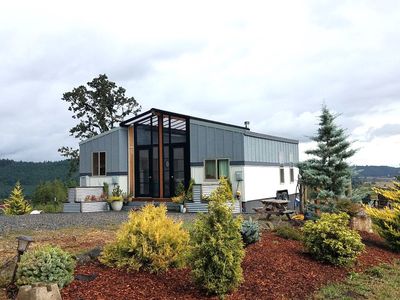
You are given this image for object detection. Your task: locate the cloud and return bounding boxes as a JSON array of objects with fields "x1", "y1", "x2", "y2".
[
  {"x1": 367, "y1": 124, "x2": 400, "y2": 140},
  {"x1": 0, "y1": 0, "x2": 400, "y2": 165}
]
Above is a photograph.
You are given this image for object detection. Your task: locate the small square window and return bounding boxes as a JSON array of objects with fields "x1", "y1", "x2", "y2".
[
  {"x1": 92, "y1": 152, "x2": 106, "y2": 176},
  {"x1": 217, "y1": 159, "x2": 229, "y2": 178},
  {"x1": 92, "y1": 153, "x2": 99, "y2": 176},
  {"x1": 280, "y1": 167, "x2": 285, "y2": 184},
  {"x1": 290, "y1": 168, "x2": 294, "y2": 183},
  {"x1": 99, "y1": 152, "x2": 106, "y2": 175},
  {"x1": 205, "y1": 160, "x2": 216, "y2": 179}
]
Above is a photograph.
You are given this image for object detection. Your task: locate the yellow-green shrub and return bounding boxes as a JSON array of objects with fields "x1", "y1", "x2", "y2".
[
  {"x1": 100, "y1": 204, "x2": 189, "y2": 273},
  {"x1": 190, "y1": 177, "x2": 244, "y2": 297},
  {"x1": 303, "y1": 213, "x2": 365, "y2": 266},
  {"x1": 2, "y1": 181, "x2": 32, "y2": 215},
  {"x1": 366, "y1": 180, "x2": 400, "y2": 251},
  {"x1": 366, "y1": 204, "x2": 400, "y2": 251}
]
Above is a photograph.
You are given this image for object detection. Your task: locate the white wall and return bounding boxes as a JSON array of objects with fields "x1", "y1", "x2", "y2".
[
  {"x1": 243, "y1": 166, "x2": 298, "y2": 201},
  {"x1": 80, "y1": 175, "x2": 129, "y2": 195}
]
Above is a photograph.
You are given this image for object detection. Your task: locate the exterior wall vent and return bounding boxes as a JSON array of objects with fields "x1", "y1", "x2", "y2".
[{"x1": 80, "y1": 176, "x2": 89, "y2": 187}]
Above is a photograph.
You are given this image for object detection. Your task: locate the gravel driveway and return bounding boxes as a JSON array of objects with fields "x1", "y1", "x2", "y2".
[{"x1": 0, "y1": 212, "x2": 197, "y2": 235}]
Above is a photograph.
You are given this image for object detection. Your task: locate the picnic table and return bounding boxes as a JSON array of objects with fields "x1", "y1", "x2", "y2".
[{"x1": 253, "y1": 199, "x2": 294, "y2": 220}]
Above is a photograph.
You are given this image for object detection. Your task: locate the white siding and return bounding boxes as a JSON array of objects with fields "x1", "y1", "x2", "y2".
[
  {"x1": 243, "y1": 166, "x2": 298, "y2": 201},
  {"x1": 80, "y1": 175, "x2": 128, "y2": 195}
]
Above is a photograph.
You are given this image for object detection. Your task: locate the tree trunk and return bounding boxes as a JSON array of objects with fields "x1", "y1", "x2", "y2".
[{"x1": 315, "y1": 199, "x2": 321, "y2": 216}]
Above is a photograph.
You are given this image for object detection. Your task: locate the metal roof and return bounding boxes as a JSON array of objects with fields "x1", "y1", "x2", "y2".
[
  {"x1": 120, "y1": 108, "x2": 250, "y2": 130},
  {"x1": 120, "y1": 108, "x2": 299, "y2": 144}
]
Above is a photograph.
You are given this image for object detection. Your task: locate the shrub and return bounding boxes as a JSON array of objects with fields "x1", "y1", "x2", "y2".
[
  {"x1": 32, "y1": 180, "x2": 67, "y2": 205},
  {"x1": 365, "y1": 180, "x2": 400, "y2": 251},
  {"x1": 241, "y1": 218, "x2": 260, "y2": 246},
  {"x1": 303, "y1": 213, "x2": 365, "y2": 266},
  {"x1": 209, "y1": 177, "x2": 233, "y2": 203},
  {"x1": 190, "y1": 177, "x2": 244, "y2": 297},
  {"x1": 16, "y1": 245, "x2": 75, "y2": 288},
  {"x1": 2, "y1": 182, "x2": 32, "y2": 215},
  {"x1": 100, "y1": 204, "x2": 189, "y2": 273},
  {"x1": 33, "y1": 203, "x2": 63, "y2": 213},
  {"x1": 366, "y1": 204, "x2": 400, "y2": 251},
  {"x1": 335, "y1": 199, "x2": 362, "y2": 217},
  {"x1": 171, "y1": 179, "x2": 195, "y2": 204},
  {"x1": 275, "y1": 225, "x2": 304, "y2": 241}
]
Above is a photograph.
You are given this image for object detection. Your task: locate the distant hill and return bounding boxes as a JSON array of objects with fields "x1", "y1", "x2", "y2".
[
  {"x1": 353, "y1": 165, "x2": 400, "y2": 179},
  {"x1": 0, "y1": 159, "x2": 76, "y2": 199}
]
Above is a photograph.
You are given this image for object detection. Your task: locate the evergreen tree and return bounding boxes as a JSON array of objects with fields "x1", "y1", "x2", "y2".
[
  {"x1": 190, "y1": 178, "x2": 244, "y2": 297},
  {"x1": 299, "y1": 106, "x2": 356, "y2": 201},
  {"x1": 3, "y1": 181, "x2": 32, "y2": 215}
]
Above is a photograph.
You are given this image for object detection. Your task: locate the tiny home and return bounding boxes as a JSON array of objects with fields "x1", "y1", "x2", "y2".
[{"x1": 78, "y1": 108, "x2": 299, "y2": 212}]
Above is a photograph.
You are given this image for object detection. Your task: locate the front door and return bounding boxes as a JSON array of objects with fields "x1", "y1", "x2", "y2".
[
  {"x1": 136, "y1": 148, "x2": 151, "y2": 197},
  {"x1": 170, "y1": 145, "x2": 185, "y2": 197},
  {"x1": 136, "y1": 146, "x2": 159, "y2": 198}
]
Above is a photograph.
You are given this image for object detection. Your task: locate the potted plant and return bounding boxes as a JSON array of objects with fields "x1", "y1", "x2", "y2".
[
  {"x1": 108, "y1": 185, "x2": 123, "y2": 211},
  {"x1": 171, "y1": 181, "x2": 187, "y2": 213}
]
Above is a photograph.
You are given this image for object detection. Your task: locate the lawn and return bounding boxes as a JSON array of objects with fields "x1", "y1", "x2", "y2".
[{"x1": 314, "y1": 261, "x2": 400, "y2": 299}]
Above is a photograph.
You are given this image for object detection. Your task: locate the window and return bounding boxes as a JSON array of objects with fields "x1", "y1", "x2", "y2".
[
  {"x1": 280, "y1": 167, "x2": 285, "y2": 184},
  {"x1": 290, "y1": 167, "x2": 294, "y2": 183},
  {"x1": 205, "y1": 160, "x2": 217, "y2": 179},
  {"x1": 205, "y1": 159, "x2": 229, "y2": 180},
  {"x1": 218, "y1": 159, "x2": 229, "y2": 178},
  {"x1": 92, "y1": 152, "x2": 106, "y2": 176}
]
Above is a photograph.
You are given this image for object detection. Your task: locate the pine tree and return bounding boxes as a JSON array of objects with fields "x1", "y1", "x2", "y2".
[
  {"x1": 190, "y1": 177, "x2": 244, "y2": 297},
  {"x1": 299, "y1": 106, "x2": 356, "y2": 201},
  {"x1": 3, "y1": 181, "x2": 32, "y2": 215}
]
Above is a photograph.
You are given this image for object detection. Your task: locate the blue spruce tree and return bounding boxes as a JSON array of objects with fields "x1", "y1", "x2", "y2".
[{"x1": 299, "y1": 106, "x2": 356, "y2": 211}]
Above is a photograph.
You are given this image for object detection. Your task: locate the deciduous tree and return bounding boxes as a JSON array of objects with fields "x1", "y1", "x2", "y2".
[{"x1": 59, "y1": 74, "x2": 141, "y2": 176}]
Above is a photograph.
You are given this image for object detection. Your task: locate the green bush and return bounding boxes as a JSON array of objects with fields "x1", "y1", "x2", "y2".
[
  {"x1": 190, "y1": 177, "x2": 244, "y2": 297},
  {"x1": 303, "y1": 213, "x2": 365, "y2": 266},
  {"x1": 100, "y1": 204, "x2": 189, "y2": 273},
  {"x1": 241, "y1": 218, "x2": 260, "y2": 246},
  {"x1": 16, "y1": 245, "x2": 75, "y2": 288},
  {"x1": 32, "y1": 180, "x2": 67, "y2": 205},
  {"x1": 2, "y1": 181, "x2": 32, "y2": 215},
  {"x1": 275, "y1": 225, "x2": 304, "y2": 241},
  {"x1": 33, "y1": 203, "x2": 63, "y2": 213},
  {"x1": 335, "y1": 199, "x2": 362, "y2": 217}
]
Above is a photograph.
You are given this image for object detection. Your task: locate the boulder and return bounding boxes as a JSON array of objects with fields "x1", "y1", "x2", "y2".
[{"x1": 16, "y1": 283, "x2": 61, "y2": 300}]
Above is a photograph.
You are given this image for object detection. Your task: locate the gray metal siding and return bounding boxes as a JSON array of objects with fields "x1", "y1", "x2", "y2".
[
  {"x1": 243, "y1": 135, "x2": 299, "y2": 164},
  {"x1": 190, "y1": 120, "x2": 244, "y2": 164},
  {"x1": 79, "y1": 127, "x2": 128, "y2": 174}
]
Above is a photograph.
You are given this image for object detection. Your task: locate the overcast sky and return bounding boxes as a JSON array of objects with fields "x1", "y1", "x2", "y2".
[{"x1": 1, "y1": 0, "x2": 400, "y2": 166}]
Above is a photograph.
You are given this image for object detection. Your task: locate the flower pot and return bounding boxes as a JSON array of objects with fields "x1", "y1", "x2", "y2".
[
  {"x1": 179, "y1": 204, "x2": 186, "y2": 213},
  {"x1": 110, "y1": 201, "x2": 123, "y2": 211}
]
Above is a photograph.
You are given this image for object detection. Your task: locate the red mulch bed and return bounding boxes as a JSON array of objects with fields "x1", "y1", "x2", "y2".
[{"x1": 61, "y1": 232, "x2": 400, "y2": 300}]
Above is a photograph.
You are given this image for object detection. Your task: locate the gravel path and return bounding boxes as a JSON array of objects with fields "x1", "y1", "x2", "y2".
[{"x1": 0, "y1": 212, "x2": 198, "y2": 235}]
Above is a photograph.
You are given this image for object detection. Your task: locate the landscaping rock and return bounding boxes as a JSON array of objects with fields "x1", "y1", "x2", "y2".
[
  {"x1": 16, "y1": 283, "x2": 61, "y2": 300},
  {"x1": 350, "y1": 210, "x2": 373, "y2": 233},
  {"x1": 75, "y1": 246, "x2": 103, "y2": 265}
]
